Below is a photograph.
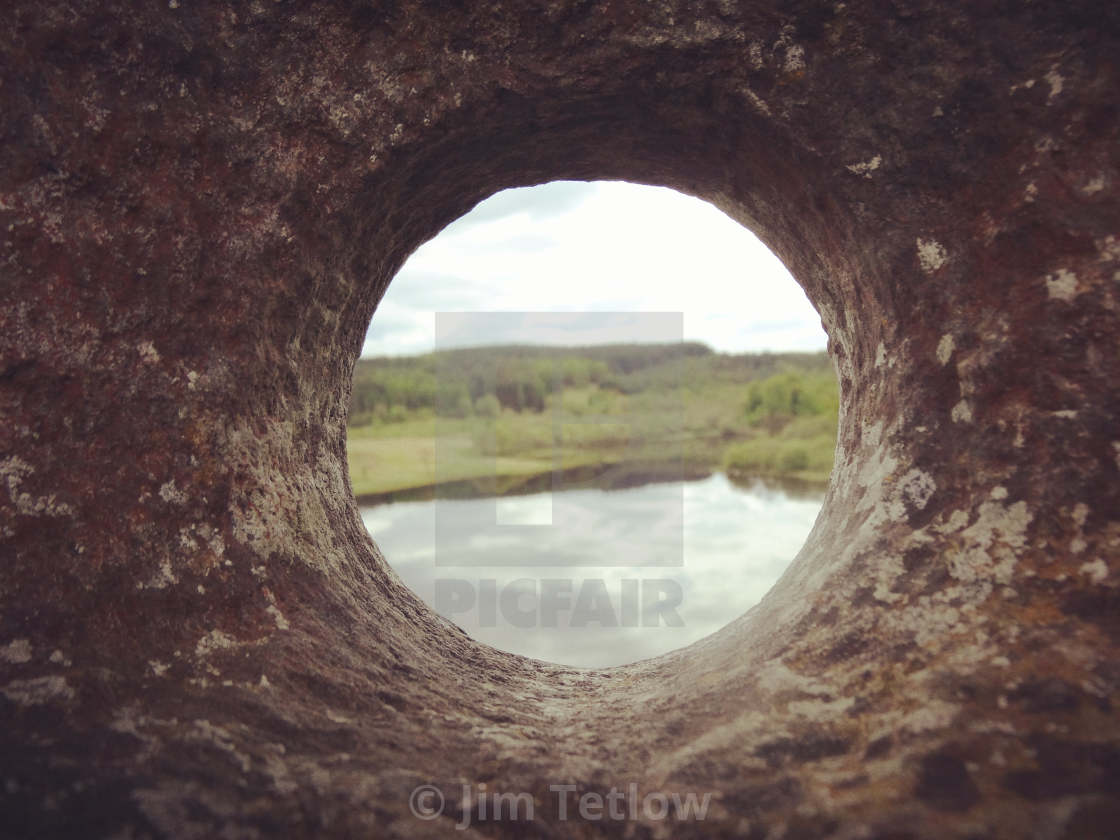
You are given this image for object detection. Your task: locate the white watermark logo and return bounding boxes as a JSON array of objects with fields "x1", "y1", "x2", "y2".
[
  {"x1": 434, "y1": 577, "x2": 684, "y2": 628},
  {"x1": 427, "y1": 312, "x2": 690, "y2": 658},
  {"x1": 409, "y1": 782, "x2": 713, "y2": 829}
]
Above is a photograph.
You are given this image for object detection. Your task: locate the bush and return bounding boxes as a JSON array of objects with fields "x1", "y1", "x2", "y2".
[
  {"x1": 723, "y1": 439, "x2": 776, "y2": 474},
  {"x1": 778, "y1": 446, "x2": 810, "y2": 472},
  {"x1": 474, "y1": 393, "x2": 501, "y2": 418},
  {"x1": 743, "y1": 370, "x2": 839, "y2": 429},
  {"x1": 436, "y1": 383, "x2": 472, "y2": 418},
  {"x1": 723, "y1": 432, "x2": 835, "y2": 479}
]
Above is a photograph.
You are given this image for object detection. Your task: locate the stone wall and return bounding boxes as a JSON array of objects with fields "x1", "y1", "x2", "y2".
[{"x1": 2, "y1": 1, "x2": 1118, "y2": 837}]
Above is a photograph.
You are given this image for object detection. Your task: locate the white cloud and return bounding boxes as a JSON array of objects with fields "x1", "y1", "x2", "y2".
[{"x1": 362, "y1": 181, "x2": 826, "y2": 357}]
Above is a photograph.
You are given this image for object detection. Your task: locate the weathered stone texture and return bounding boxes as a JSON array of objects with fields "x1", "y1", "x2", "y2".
[{"x1": 2, "y1": 1, "x2": 1118, "y2": 837}]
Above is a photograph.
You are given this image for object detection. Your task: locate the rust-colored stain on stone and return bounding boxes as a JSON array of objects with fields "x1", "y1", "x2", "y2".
[{"x1": 2, "y1": 1, "x2": 1118, "y2": 837}]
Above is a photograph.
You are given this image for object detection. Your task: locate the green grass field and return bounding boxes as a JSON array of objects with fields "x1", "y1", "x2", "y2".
[{"x1": 346, "y1": 346, "x2": 839, "y2": 499}]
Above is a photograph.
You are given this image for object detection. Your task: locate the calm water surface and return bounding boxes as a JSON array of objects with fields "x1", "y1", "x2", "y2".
[{"x1": 360, "y1": 472, "x2": 824, "y2": 668}]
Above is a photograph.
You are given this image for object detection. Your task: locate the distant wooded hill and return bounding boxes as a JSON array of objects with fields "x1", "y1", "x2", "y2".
[{"x1": 349, "y1": 342, "x2": 834, "y2": 426}]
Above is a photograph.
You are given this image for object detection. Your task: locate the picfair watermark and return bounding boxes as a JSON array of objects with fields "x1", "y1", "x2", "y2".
[{"x1": 434, "y1": 577, "x2": 685, "y2": 628}]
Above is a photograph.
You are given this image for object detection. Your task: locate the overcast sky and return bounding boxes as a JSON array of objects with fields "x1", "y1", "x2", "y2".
[{"x1": 361, "y1": 181, "x2": 828, "y2": 357}]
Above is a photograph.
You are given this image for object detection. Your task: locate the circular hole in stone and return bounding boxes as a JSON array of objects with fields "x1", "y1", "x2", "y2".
[{"x1": 351, "y1": 181, "x2": 835, "y2": 667}]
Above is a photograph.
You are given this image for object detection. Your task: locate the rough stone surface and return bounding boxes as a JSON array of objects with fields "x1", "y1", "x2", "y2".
[{"x1": 2, "y1": 1, "x2": 1119, "y2": 837}]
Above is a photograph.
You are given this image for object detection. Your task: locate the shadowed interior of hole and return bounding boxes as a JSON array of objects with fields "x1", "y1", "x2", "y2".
[{"x1": 350, "y1": 180, "x2": 836, "y2": 668}]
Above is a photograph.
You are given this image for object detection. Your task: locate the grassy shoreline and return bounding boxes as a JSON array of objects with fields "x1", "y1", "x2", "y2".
[
  {"x1": 347, "y1": 344, "x2": 838, "y2": 501},
  {"x1": 347, "y1": 418, "x2": 834, "y2": 502}
]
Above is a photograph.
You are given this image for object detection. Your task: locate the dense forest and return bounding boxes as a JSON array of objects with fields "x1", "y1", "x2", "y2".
[{"x1": 347, "y1": 343, "x2": 839, "y2": 497}]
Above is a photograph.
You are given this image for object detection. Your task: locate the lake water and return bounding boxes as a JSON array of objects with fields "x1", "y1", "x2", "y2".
[{"x1": 360, "y1": 472, "x2": 824, "y2": 668}]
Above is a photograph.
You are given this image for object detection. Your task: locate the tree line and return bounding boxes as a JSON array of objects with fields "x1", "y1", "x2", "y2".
[{"x1": 349, "y1": 342, "x2": 835, "y2": 426}]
